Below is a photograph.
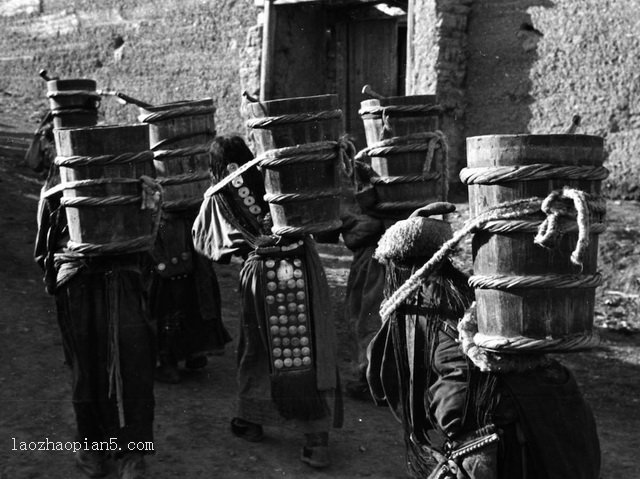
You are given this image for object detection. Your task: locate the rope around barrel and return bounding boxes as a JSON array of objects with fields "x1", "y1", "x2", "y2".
[
  {"x1": 245, "y1": 109, "x2": 343, "y2": 129},
  {"x1": 472, "y1": 331, "x2": 600, "y2": 353},
  {"x1": 460, "y1": 163, "x2": 609, "y2": 184},
  {"x1": 264, "y1": 190, "x2": 340, "y2": 204},
  {"x1": 138, "y1": 104, "x2": 216, "y2": 124},
  {"x1": 62, "y1": 175, "x2": 163, "y2": 256},
  {"x1": 150, "y1": 132, "x2": 215, "y2": 151},
  {"x1": 356, "y1": 131, "x2": 449, "y2": 206},
  {"x1": 203, "y1": 138, "x2": 356, "y2": 199},
  {"x1": 55, "y1": 150, "x2": 154, "y2": 168},
  {"x1": 271, "y1": 219, "x2": 343, "y2": 237},
  {"x1": 358, "y1": 104, "x2": 443, "y2": 117},
  {"x1": 155, "y1": 171, "x2": 211, "y2": 187},
  {"x1": 152, "y1": 144, "x2": 211, "y2": 160},
  {"x1": 468, "y1": 273, "x2": 603, "y2": 289},
  {"x1": 379, "y1": 188, "x2": 604, "y2": 323}
]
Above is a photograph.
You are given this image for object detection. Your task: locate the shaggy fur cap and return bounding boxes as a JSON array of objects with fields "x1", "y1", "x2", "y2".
[{"x1": 375, "y1": 202, "x2": 455, "y2": 267}]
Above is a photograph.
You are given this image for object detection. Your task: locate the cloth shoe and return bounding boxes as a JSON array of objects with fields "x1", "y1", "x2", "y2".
[
  {"x1": 301, "y1": 432, "x2": 331, "y2": 469},
  {"x1": 184, "y1": 354, "x2": 208, "y2": 370},
  {"x1": 75, "y1": 450, "x2": 108, "y2": 478},
  {"x1": 230, "y1": 417, "x2": 264, "y2": 442},
  {"x1": 118, "y1": 452, "x2": 146, "y2": 479},
  {"x1": 155, "y1": 353, "x2": 180, "y2": 384}
]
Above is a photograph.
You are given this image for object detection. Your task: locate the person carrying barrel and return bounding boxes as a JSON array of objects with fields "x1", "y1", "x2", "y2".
[
  {"x1": 192, "y1": 135, "x2": 343, "y2": 469},
  {"x1": 34, "y1": 136, "x2": 159, "y2": 479},
  {"x1": 337, "y1": 157, "x2": 386, "y2": 400},
  {"x1": 368, "y1": 202, "x2": 601, "y2": 478}
]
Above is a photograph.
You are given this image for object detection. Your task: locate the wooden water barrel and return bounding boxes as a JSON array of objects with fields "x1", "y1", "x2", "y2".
[
  {"x1": 54, "y1": 125, "x2": 157, "y2": 254},
  {"x1": 138, "y1": 98, "x2": 215, "y2": 211},
  {"x1": 245, "y1": 94, "x2": 344, "y2": 237},
  {"x1": 47, "y1": 79, "x2": 99, "y2": 129},
  {"x1": 359, "y1": 95, "x2": 445, "y2": 216},
  {"x1": 463, "y1": 134, "x2": 607, "y2": 353}
]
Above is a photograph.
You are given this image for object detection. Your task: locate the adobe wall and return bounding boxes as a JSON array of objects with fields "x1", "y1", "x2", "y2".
[{"x1": 0, "y1": 0, "x2": 258, "y2": 135}]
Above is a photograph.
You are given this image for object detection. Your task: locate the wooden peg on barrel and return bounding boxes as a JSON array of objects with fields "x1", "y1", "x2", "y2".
[
  {"x1": 362, "y1": 84, "x2": 385, "y2": 100},
  {"x1": 565, "y1": 114, "x2": 581, "y2": 134},
  {"x1": 242, "y1": 91, "x2": 259, "y2": 103}
]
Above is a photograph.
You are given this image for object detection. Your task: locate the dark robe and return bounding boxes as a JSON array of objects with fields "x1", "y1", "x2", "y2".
[
  {"x1": 149, "y1": 209, "x2": 231, "y2": 362},
  {"x1": 35, "y1": 166, "x2": 155, "y2": 454},
  {"x1": 367, "y1": 260, "x2": 600, "y2": 478}
]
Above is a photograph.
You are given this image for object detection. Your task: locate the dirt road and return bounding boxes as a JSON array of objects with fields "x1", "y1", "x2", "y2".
[{"x1": 0, "y1": 146, "x2": 639, "y2": 478}]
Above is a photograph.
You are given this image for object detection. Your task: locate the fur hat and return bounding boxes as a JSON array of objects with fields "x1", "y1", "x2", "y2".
[{"x1": 375, "y1": 202, "x2": 455, "y2": 267}]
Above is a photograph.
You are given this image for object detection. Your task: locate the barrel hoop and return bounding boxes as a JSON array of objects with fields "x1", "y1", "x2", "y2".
[
  {"x1": 153, "y1": 144, "x2": 212, "y2": 160},
  {"x1": 150, "y1": 133, "x2": 215, "y2": 151},
  {"x1": 379, "y1": 188, "x2": 606, "y2": 322},
  {"x1": 60, "y1": 177, "x2": 141, "y2": 189},
  {"x1": 473, "y1": 331, "x2": 600, "y2": 353},
  {"x1": 264, "y1": 190, "x2": 340, "y2": 204},
  {"x1": 358, "y1": 104, "x2": 443, "y2": 117},
  {"x1": 469, "y1": 273, "x2": 603, "y2": 290},
  {"x1": 47, "y1": 90, "x2": 100, "y2": 100},
  {"x1": 245, "y1": 109, "x2": 343, "y2": 129},
  {"x1": 139, "y1": 105, "x2": 216, "y2": 124},
  {"x1": 371, "y1": 173, "x2": 441, "y2": 184},
  {"x1": 271, "y1": 219, "x2": 342, "y2": 237},
  {"x1": 66, "y1": 235, "x2": 155, "y2": 255},
  {"x1": 155, "y1": 171, "x2": 211, "y2": 187},
  {"x1": 55, "y1": 151, "x2": 154, "y2": 168},
  {"x1": 460, "y1": 164, "x2": 609, "y2": 185}
]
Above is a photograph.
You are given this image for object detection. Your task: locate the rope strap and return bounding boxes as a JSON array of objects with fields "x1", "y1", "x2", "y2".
[
  {"x1": 150, "y1": 132, "x2": 215, "y2": 151},
  {"x1": 55, "y1": 150, "x2": 154, "y2": 168},
  {"x1": 203, "y1": 138, "x2": 355, "y2": 199},
  {"x1": 379, "y1": 188, "x2": 604, "y2": 322},
  {"x1": 481, "y1": 218, "x2": 606, "y2": 234},
  {"x1": 153, "y1": 144, "x2": 211, "y2": 160},
  {"x1": 469, "y1": 273, "x2": 603, "y2": 289},
  {"x1": 460, "y1": 163, "x2": 609, "y2": 184},
  {"x1": 138, "y1": 104, "x2": 216, "y2": 124},
  {"x1": 358, "y1": 104, "x2": 443, "y2": 117},
  {"x1": 245, "y1": 109, "x2": 342, "y2": 129}
]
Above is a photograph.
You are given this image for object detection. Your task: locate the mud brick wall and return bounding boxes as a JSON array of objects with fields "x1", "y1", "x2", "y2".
[
  {"x1": 407, "y1": 0, "x2": 472, "y2": 189},
  {"x1": 0, "y1": 0, "x2": 258, "y2": 135},
  {"x1": 466, "y1": 0, "x2": 640, "y2": 199}
]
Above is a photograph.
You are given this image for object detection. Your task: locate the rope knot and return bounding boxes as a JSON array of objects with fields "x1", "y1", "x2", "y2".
[
  {"x1": 534, "y1": 187, "x2": 591, "y2": 266},
  {"x1": 139, "y1": 175, "x2": 162, "y2": 211}
]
